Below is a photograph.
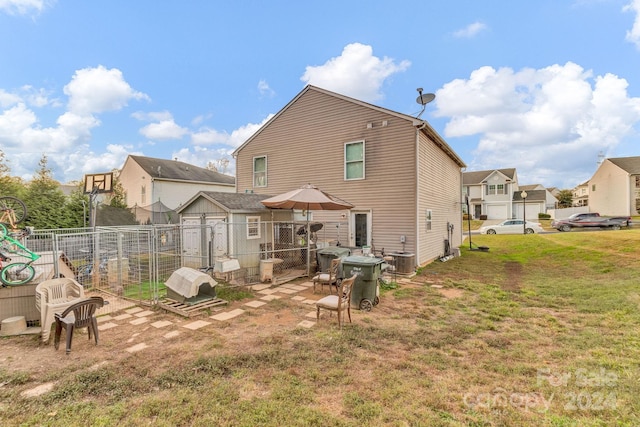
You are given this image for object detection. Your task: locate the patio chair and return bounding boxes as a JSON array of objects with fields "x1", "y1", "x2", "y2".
[
  {"x1": 54, "y1": 296, "x2": 106, "y2": 355},
  {"x1": 315, "y1": 274, "x2": 356, "y2": 328},
  {"x1": 312, "y1": 258, "x2": 340, "y2": 294},
  {"x1": 35, "y1": 278, "x2": 85, "y2": 343}
]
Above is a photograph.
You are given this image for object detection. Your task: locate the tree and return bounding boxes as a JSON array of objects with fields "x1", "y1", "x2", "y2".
[
  {"x1": 23, "y1": 154, "x2": 70, "y2": 229},
  {"x1": 108, "y1": 172, "x2": 128, "y2": 209},
  {"x1": 64, "y1": 185, "x2": 90, "y2": 228},
  {"x1": 0, "y1": 149, "x2": 26, "y2": 199},
  {"x1": 556, "y1": 189, "x2": 573, "y2": 208}
]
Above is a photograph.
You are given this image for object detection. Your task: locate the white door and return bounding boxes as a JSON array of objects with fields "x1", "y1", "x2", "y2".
[
  {"x1": 349, "y1": 210, "x2": 371, "y2": 247},
  {"x1": 206, "y1": 217, "x2": 228, "y2": 258},
  {"x1": 182, "y1": 218, "x2": 201, "y2": 257}
]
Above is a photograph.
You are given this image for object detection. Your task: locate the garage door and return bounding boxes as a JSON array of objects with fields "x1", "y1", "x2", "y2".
[{"x1": 486, "y1": 205, "x2": 508, "y2": 220}]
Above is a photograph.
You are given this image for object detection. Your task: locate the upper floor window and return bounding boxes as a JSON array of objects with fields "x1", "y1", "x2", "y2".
[
  {"x1": 141, "y1": 185, "x2": 146, "y2": 205},
  {"x1": 487, "y1": 184, "x2": 506, "y2": 195},
  {"x1": 635, "y1": 176, "x2": 640, "y2": 188},
  {"x1": 345, "y1": 141, "x2": 365, "y2": 180},
  {"x1": 253, "y1": 156, "x2": 267, "y2": 187}
]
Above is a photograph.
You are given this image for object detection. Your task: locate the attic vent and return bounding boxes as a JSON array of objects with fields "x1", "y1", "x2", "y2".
[
  {"x1": 366, "y1": 122, "x2": 373, "y2": 129},
  {"x1": 381, "y1": 120, "x2": 388, "y2": 127}
]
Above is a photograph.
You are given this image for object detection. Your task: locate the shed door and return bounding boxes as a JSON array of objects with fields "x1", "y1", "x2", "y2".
[
  {"x1": 207, "y1": 217, "x2": 228, "y2": 259},
  {"x1": 182, "y1": 218, "x2": 201, "y2": 256}
]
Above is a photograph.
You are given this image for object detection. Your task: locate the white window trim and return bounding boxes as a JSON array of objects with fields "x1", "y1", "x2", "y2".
[
  {"x1": 344, "y1": 140, "x2": 365, "y2": 181},
  {"x1": 247, "y1": 216, "x2": 261, "y2": 239},
  {"x1": 253, "y1": 156, "x2": 267, "y2": 188}
]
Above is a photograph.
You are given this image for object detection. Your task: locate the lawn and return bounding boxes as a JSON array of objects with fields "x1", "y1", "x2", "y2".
[{"x1": 1, "y1": 230, "x2": 639, "y2": 426}]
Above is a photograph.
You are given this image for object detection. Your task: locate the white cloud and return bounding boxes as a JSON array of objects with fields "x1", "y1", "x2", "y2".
[
  {"x1": 435, "y1": 62, "x2": 640, "y2": 188},
  {"x1": 64, "y1": 65, "x2": 149, "y2": 115},
  {"x1": 453, "y1": 21, "x2": 488, "y2": 38},
  {"x1": 258, "y1": 79, "x2": 275, "y2": 97},
  {"x1": 624, "y1": 0, "x2": 640, "y2": 48},
  {"x1": 139, "y1": 119, "x2": 188, "y2": 140},
  {"x1": 301, "y1": 43, "x2": 410, "y2": 102},
  {"x1": 0, "y1": 66, "x2": 147, "y2": 182},
  {"x1": 191, "y1": 114, "x2": 273, "y2": 148},
  {"x1": 0, "y1": 0, "x2": 50, "y2": 16}
]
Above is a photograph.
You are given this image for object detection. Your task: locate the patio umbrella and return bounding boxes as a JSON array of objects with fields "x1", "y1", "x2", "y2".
[
  {"x1": 261, "y1": 184, "x2": 354, "y2": 275},
  {"x1": 261, "y1": 184, "x2": 354, "y2": 211}
]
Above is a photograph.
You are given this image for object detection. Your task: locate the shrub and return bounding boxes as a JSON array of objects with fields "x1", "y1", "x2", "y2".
[
  {"x1": 538, "y1": 213, "x2": 551, "y2": 219},
  {"x1": 479, "y1": 215, "x2": 487, "y2": 220}
]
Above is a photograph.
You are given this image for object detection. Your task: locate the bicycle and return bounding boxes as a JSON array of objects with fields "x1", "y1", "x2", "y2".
[
  {"x1": 0, "y1": 223, "x2": 41, "y2": 286},
  {"x1": 0, "y1": 196, "x2": 27, "y2": 231}
]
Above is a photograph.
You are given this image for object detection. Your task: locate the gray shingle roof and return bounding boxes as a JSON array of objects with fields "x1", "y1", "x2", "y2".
[
  {"x1": 130, "y1": 155, "x2": 235, "y2": 185},
  {"x1": 177, "y1": 191, "x2": 274, "y2": 213},
  {"x1": 463, "y1": 168, "x2": 516, "y2": 185},
  {"x1": 513, "y1": 189, "x2": 546, "y2": 202},
  {"x1": 607, "y1": 156, "x2": 640, "y2": 175}
]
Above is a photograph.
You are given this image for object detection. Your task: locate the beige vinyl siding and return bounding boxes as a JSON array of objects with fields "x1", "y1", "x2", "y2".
[
  {"x1": 118, "y1": 158, "x2": 149, "y2": 208},
  {"x1": 417, "y1": 131, "x2": 463, "y2": 264},
  {"x1": 589, "y1": 160, "x2": 634, "y2": 216},
  {"x1": 235, "y1": 89, "x2": 418, "y2": 253}
]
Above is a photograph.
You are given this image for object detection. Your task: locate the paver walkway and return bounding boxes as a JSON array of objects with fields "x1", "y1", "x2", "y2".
[{"x1": 95, "y1": 279, "x2": 325, "y2": 354}]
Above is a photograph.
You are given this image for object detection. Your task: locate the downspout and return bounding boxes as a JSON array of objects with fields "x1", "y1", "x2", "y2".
[
  {"x1": 460, "y1": 167, "x2": 466, "y2": 250},
  {"x1": 415, "y1": 123, "x2": 426, "y2": 265}
]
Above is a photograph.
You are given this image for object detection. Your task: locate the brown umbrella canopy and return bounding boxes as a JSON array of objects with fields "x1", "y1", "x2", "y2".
[{"x1": 261, "y1": 184, "x2": 354, "y2": 211}]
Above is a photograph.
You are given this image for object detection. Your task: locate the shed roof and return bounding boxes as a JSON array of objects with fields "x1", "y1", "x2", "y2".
[{"x1": 176, "y1": 191, "x2": 273, "y2": 214}]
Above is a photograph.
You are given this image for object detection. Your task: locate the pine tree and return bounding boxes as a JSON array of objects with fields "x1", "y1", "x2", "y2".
[{"x1": 23, "y1": 155, "x2": 68, "y2": 229}]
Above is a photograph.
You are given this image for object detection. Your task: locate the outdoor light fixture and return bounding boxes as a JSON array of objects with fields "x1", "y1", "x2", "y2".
[{"x1": 521, "y1": 190, "x2": 528, "y2": 234}]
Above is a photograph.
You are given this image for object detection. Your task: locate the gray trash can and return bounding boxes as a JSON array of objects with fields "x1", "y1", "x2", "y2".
[
  {"x1": 341, "y1": 255, "x2": 384, "y2": 311},
  {"x1": 316, "y1": 247, "x2": 351, "y2": 273}
]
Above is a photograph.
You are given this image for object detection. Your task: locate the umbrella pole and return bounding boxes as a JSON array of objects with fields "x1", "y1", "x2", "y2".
[{"x1": 306, "y1": 209, "x2": 311, "y2": 276}]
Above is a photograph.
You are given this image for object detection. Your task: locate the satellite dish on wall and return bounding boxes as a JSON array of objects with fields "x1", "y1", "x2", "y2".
[{"x1": 415, "y1": 87, "x2": 435, "y2": 118}]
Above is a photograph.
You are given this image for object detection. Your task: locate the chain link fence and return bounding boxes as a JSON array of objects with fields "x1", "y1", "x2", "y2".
[{"x1": 6, "y1": 220, "x2": 349, "y2": 311}]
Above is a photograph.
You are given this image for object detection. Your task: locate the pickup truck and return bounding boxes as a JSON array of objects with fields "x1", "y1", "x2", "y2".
[{"x1": 551, "y1": 213, "x2": 632, "y2": 232}]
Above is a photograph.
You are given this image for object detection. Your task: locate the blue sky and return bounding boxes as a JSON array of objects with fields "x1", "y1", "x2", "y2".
[{"x1": 1, "y1": 0, "x2": 640, "y2": 190}]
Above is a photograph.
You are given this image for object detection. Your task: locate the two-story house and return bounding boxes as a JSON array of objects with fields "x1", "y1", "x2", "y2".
[
  {"x1": 463, "y1": 169, "x2": 517, "y2": 219},
  {"x1": 572, "y1": 181, "x2": 589, "y2": 207},
  {"x1": 589, "y1": 156, "x2": 640, "y2": 216},
  {"x1": 119, "y1": 155, "x2": 236, "y2": 212},
  {"x1": 232, "y1": 85, "x2": 466, "y2": 268}
]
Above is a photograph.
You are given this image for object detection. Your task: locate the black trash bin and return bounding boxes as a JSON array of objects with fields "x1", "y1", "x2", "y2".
[
  {"x1": 316, "y1": 246, "x2": 351, "y2": 273},
  {"x1": 341, "y1": 255, "x2": 384, "y2": 311}
]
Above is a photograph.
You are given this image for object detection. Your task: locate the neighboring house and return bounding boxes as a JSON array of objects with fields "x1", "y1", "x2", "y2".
[
  {"x1": 572, "y1": 181, "x2": 589, "y2": 207},
  {"x1": 519, "y1": 184, "x2": 558, "y2": 212},
  {"x1": 462, "y1": 169, "x2": 518, "y2": 219},
  {"x1": 118, "y1": 155, "x2": 236, "y2": 212},
  {"x1": 588, "y1": 156, "x2": 640, "y2": 216},
  {"x1": 512, "y1": 189, "x2": 547, "y2": 221},
  {"x1": 232, "y1": 85, "x2": 466, "y2": 268}
]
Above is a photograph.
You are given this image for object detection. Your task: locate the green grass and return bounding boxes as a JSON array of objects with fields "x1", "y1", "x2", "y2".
[{"x1": 2, "y1": 230, "x2": 640, "y2": 426}]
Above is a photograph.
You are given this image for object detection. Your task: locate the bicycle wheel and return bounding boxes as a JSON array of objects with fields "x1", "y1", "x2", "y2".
[
  {"x1": 0, "y1": 262, "x2": 36, "y2": 286},
  {"x1": 0, "y1": 196, "x2": 27, "y2": 226}
]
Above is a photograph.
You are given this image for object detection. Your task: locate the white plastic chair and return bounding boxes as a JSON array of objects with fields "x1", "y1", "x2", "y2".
[{"x1": 35, "y1": 278, "x2": 85, "y2": 343}]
